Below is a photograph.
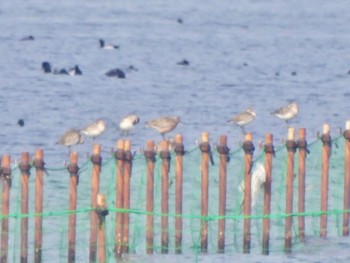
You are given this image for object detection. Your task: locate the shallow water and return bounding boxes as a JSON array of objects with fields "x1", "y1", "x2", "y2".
[{"x1": 1, "y1": 0, "x2": 350, "y2": 262}]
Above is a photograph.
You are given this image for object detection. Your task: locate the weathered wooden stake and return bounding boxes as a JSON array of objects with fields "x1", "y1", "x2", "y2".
[
  {"x1": 20, "y1": 152, "x2": 31, "y2": 263},
  {"x1": 200, "y1": 132, "x2": 210, "y2": 252},
  {"x1": 262, "y1": 134, "x2": 274, "y2": 255},
  {"x1": 122, "y1": 140, "x2": 132, "y2": 253},
  {"x1": 34, "y1": 149, "x2": 44, "y2": 263},
  {"x1": 217, "y1": 135, "x2": 228, "y2": 253},
  {"x1": 320, "y1": 124, "x2": 331, "y2": 238},
  {"x1": 145, "y1": 141, "x2": 156, "y2": 254},
  {"x1": 297, "y1": 128, "x2": 307, "y2": 241},
  {"x1": 285, "y1": 128, "x2": 296, "y2": 254},
  {"x1": 174, "y1": 134, "x2": 184, "y2": 254},
  {"x1": 89, "y1": 144, "x2": 101, "y2": 262},
  {"x1": 243, "y1": 133, "x2": 254, "y2": 254},
  {"x1": 343, "y1": 121, "x2": 350, "y2": 236},
  {"x1": 1, "y1": 155, "x2": 11, "y2": 263},
  {"x1": 68, "y1": 152, "x2": 79, "y2": 263},
  {"x1": 115, "y1": 140, "x2": 125, "y2": 258},
  {"x1": 97, "y1": 194, "x2": 108, "y2": 263},
  {"x1": 160, "y1": 140, "x2": 170, "y2": 254}
]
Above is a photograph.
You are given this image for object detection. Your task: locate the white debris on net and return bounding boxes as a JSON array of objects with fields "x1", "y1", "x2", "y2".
[{"x1": 239, "y1": 162, "x2": 266, "y2": 207}]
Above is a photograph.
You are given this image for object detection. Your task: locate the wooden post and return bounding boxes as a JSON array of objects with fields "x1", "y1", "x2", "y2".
[
  {"x1": 96, "y1": 194, "x2": 108, "y2": 263},
  {"x1": 262, "y1": 134, "x2": 273, "y2": 255},
  {"x1": 67, "y1": 152, "x2": 79, "y2": 263},
  {"x1": 89, "y1": 144, "x2": 101, "y2": 262},
  {"x1": 34, "y1": 149, "x2": 44, "y2": 263},
  {"x1": 174, "y1": 134, "x2": 184, "y2": 254},
  {"x1": 297, "y1": 128, "x2": 307, "y2": 241},
  {"x1": 19, "y1": 152, "x2": 31, "y2": 263},
  {"x1": 160, "y1": 140, "x2": 170, "y2": 254},
  {"x1": 285, "y1": 128, "x2": 296, "y2": 254},
  {"x1": 217, "y1": 135, "x2": 228, "y2": 253},
  {"x1": 320, "y1": 124, "x2": 331, "y2": 238},
  {"x1": 243, "y1": 133, "x2": 254, "y2": 254},
  {"x1": 115, "y1": 140, "x2": 125, "y2": 258},
  {"x1": 122, "y1": 140, "x2": 132, "y2": 253},
  {"x1": 1, "y1": 155, "x2": 11, "y2": 263},
  {"x1": 144, "y1": 141, "x2": 156, "y2": 254},
  {"x1": 343, "y1": 121, "x2": 350, "y2": 236},
  {"x1": 199, "y1": 132, "x2": 210, "y2": 252}
]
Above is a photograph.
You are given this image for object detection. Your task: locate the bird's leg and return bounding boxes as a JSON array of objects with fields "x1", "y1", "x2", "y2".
[
  {"x1": 161, "y1": 133, "x2": 165, "y2": 140},
  {"x1": 240, "y1": 126, "x2": 246, "y2": 135}
]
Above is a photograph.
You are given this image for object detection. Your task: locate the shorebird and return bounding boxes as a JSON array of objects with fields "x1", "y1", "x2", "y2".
[
  {"x1": 227, "y1": 107, "x2": 256, "y2": 134},
  {"x1": 146, "y1": 116, "x2": 181, "y2": 139},
  {"x1": 99, "y1": 39, "x2": 119, "y2": 49},
  {"x1": 271, "y1": 102, "x2": 299, "y2": 124},
  {"x1": 79, "y1": 119, "x2": 106, "y2": 140},
  {"x1": 119, "y1": 114, "x2": 140, "y2": 135},
  {"x1": 56, "y1": 129, "x2": 84, "y2": 150}
]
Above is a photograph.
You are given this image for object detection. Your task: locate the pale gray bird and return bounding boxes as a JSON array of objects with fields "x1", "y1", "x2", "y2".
[
  {"x1": 56, "y1": 129, "x2": 84, "y2": 150},
  {"x1": 80, "y1": 119, "x2": 106, "y2": 140},
  {"x1": 227, "y1": 107, "x2": 256, "y2": 134},
  {"x1": 119, "y1": 114, "x2": 140, "y2": 135},
  {"x1": 146, "y1": 116, "x2": 181, "y2": 139},
  {"x1": 271, "y1": 102, "x2": 299, "y2": 124}
]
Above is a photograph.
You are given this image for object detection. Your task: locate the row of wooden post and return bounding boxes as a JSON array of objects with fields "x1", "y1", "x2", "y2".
[{"x1": 1, "y1": 124, "x2": 350, "y2": 262}]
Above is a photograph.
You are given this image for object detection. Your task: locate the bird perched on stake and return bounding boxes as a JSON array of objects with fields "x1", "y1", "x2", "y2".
[
  {"x1": 119, "y1": 114, "x2": 140, "y2": 135},
  {"x1": 56, "y1": 129, "x2": 84, "y2": 150},
  {"x1": 271, "y1": 102, "x2": 299, "y2": 125},
  {"x1": 79, "y1": 119, "x2": 106, "y2": 140},
  {"x1": 227, "y1": 107, "x2": 256, "y2": 134},
  {"x1": 146, "y1": 116, "x2": 181, "y2": 139}
]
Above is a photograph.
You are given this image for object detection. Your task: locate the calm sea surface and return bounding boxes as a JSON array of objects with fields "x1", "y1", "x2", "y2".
[{"x1": 1, "y1": 0, "x2": 350, "y2": 262}]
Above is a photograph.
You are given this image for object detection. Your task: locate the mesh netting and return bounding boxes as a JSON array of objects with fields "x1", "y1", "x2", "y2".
[{"x1": 0, "y1": 133, "x2": 349, "y2": 262}]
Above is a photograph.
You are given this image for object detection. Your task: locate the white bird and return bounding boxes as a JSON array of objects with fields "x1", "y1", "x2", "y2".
[
  {"x1": 227, "y1": 107, "x2": 256, "y2": 134},
  {"x1": 99, "y1": 39, "x2": 119, "y2": 49},
  {"x1": 271, "y1": 102, "x2": 299, "y2": 124},
  {"x1": 119, "y1": 114, "x2": 140, "y2": 135},
  {"x1": 80, "y1": 119, "x2": 106, "y2": 140},
  {"x1": 146, "y1": 116, "x2": 181, "y2": 139},
  {"x1": 239, "y1": 163, "x2": 266, "y2": 208},
  {"x1": 56, "y1": 129, "x2": 84, "y2": 150}
]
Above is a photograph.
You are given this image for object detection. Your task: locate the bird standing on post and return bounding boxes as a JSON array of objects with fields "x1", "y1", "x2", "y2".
[
  {"x1": 271, "y1": 102, "x2": 299, "y2": 125},
  {"x1": 119, "y1": 114, "x2": 140, "y2": 135},
  {"x1": 79, "y1": 119, "x2": 107, "y2": 140},
  {"x1": 227, "y1": 107, "x2": 256, "y2": 134},
  {"x1": 56, "y1": 129, "x2": 84, "y2": 151},
  {"x1": 146, "y1": 116, "x2": 181, "y2": 139}
]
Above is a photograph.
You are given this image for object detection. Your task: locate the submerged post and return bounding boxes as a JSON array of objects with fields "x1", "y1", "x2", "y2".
[
  {"x1": 1, "y1": 155, "x2": 11, "y2": 263},
  {"x1": 115, "y1": 140, "x2": 125, "y2": 258},
  {"x1": 160, "y1": 140, "x2": 170, "y2": 254},
  {"x1": 174, "y1": 134, "x2": 184, "y2": 254},
  {"x1": 243, "y1": 133, "x2": 254, "y2": 254},
  {"x1": 89, "y1": 144, "x2": 101, "y2": 262},
  {"x1": 96, "y1": 194, "x2": 108, "y2": 263},
  {"x1": 200, "y1": 132, "x2": 210, "y2": 252},
  {"x1": 144, "y1": 141, "x2": 156, "y2": 254},
  {"x1": 217, "y1": 135, "x2": 228, "y2": 253},
  {"x1": 34, "y1": 149, "x2": 44, "y2": 263},
  {"x1": 20, "y1": 152, "x2": 31, "y2": 263},
  {"x1": 67, "y1": 152, "x2": 79, "y2": 263},
  {"x1": 297, "y1": 128, "x2": 307, "y2": 241},
  {"x1": 262, "y1": 134, "x2": 274, "y2": 255},
  {"x1": 285, "y1": 128, "x2": 296, "y2": 254},
  {"x1": 123, "y1": 140, "x2": 132, "y2": 253},
  {"x1": 343, "y1": 121, "x2": 350, "y2": 236},
  {"x1": 320, "y1": 124, "x2": 331, "y2": 238}
]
